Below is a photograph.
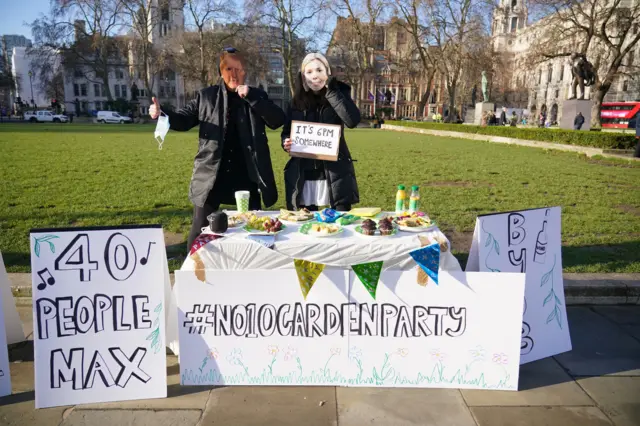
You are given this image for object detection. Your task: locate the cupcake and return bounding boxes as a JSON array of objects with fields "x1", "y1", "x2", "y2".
[
  {"x1": 361, "y1": 219, "x2": 377, "y2": 236},
  {"x1": 378, "y1": 218, "x2": 394, "y2": 236}
]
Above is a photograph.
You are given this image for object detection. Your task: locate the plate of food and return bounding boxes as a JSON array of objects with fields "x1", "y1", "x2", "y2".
[
  {"x1": 394, "y1": 215, "x2": 436, "y2": 232},
  {"x1": 354, "y1": 218, "x2": 398, "y2": 237},
  {"x1": 278, "y1": 208, "x2": 314, "y2": 223},
  {"x1": 299, "y1": 222, "x2": 344, "y2": 237},
  {"x1": 242, "y1": 216, "x2": 287, "y2": 235}
]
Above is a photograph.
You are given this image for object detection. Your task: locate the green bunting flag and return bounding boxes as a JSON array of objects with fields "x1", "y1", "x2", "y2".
[
  {"x1": 294, "y1": 259, "x2": 325, "y2": 299},
  {"x1": 352, "y1": 261, "x2": 384, "y2": 299}
]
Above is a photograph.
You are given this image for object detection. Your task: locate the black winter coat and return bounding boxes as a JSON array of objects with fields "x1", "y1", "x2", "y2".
[
  {"x1": 281, "y1": 79, "x2": 361, "y2": 210},
  {"x1": 166, "y1": 80, "x2": 285, "y2": 208}
]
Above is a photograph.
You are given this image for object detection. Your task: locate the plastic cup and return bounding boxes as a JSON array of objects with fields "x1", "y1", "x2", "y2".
[{"x1": 235, "y1": 190, "x2": 250, "y2": 213}]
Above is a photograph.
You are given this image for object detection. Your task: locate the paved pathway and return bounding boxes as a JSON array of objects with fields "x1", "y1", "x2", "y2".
[{"x1": 1, "y1": 305, "x2": 639, "y2": 425}]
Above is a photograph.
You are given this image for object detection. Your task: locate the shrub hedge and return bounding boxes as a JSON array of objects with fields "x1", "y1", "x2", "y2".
[{"x1": 385, "y1": 121, "x2": 637, "y2": 150}]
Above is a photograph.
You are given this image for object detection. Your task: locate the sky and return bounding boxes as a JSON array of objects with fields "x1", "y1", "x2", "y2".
[{"x1": 0, "y1": 0, "x2": 50, "y2": 39}]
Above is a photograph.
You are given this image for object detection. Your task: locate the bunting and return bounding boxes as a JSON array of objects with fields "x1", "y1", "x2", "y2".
[
  {"x1": 409, "y1": 242, "x2": 441, "y2": 285},
  {"x1": 351, "y1": 261, "x2": 383, "y2": 299},
  {"x1": 293, "y1": 259, "x2": 325, "y2": 299},
  {"x1": 189, "y1": 234, "x2": 224, "y2": 256}
]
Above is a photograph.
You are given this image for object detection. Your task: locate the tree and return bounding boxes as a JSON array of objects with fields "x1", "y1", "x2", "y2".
[
  {"x1": 330, "y1": 0, "x2": 386, "y2": 108},
  {"x1": 30, "y1": 0, "x2": 126, "y2": 102},
  {"x1": 529, "y1": 0, "x2": 640, "y2": 127},
  {"x1": 246, "y1": 0, "x2": 324, "y2": 97}
]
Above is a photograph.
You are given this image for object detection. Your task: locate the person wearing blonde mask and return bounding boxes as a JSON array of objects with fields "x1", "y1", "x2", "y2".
[{"x1": 281, "y1": 53, "x2": 361, "y2": 212}]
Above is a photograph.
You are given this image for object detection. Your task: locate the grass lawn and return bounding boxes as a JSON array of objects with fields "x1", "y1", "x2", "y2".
[{"x1": 1, "y1": 123, "x2": 638, "y2": 273}]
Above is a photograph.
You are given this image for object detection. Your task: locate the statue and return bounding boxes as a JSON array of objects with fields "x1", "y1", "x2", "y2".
[
  {"x1": 131, "y1": 83, "x2": 139, "y2": 102},
  {"x1": 569, "y1": 53, "x2": 596, "y2": 100},
  {"x1": 481, "y1": 71, "x2": 489, "y2": 102},
  {"x1": 471, "y1": 85, "x2": 477, "y2": 105}
]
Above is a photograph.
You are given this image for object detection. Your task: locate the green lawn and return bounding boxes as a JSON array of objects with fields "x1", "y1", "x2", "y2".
[{"x1": 1, "y1": 123, "x2": 639, "y2": 273}]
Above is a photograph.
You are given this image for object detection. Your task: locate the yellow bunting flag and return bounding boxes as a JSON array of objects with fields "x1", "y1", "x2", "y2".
[{"x1": 294, "y1": 259, "x2": 325, "y2": 299}]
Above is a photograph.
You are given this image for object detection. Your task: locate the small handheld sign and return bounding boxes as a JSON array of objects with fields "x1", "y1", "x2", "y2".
[{"x1": 289, "y1": 120, "x2": 341, "y2": 161}]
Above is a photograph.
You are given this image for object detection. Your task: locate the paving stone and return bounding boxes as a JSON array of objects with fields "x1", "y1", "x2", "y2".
[
  {"x1": 470, "y1": 406, "x2": 613, "y2": 426},
  {"x1": 7, "y1": 361, "x2": 34, "y2": 393},
  {"x1": 0, "y1": 392, "x2": 67, "y2": 426},
  {"x1": 577, "y1": 376, "x2": 640, "y2": 426},
  {"x1": 592, "y1": 306, "x2": 640, "y2": 341},
  {"x1": 62, "y1": 409, "x2": 202, "y2": 426},
  {"x1": 80, "y1": 356, "x2": 212, "y2": 410},
  {"x1": 462, "y1": 357, "x2": 592, "y2": 406},
  {"x1": 337, "y1": 387, "x2": 475, "y2": 426},
  {"x1": 554, "y1": 307, "x2": 640, "y2": 376},
  {"x1": 201, "y1": 386, "x2": 337, "y2": 426}
]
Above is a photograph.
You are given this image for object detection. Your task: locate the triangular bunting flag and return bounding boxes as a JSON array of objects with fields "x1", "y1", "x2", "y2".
[
  {"x1": 352, "y1": 261, "x2": 383, "y2": 299},
  {"x1": 294, "y1": 259, "x2": 325, "y2": 299},
  {"x1": 189, "y1": 234, "x2": 224, "y2": 256},
  {"x1": 409, "y1": 243, "x2": 441, "y2": 285}
]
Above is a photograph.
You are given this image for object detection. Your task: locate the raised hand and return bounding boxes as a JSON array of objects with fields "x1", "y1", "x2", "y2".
[
  {"x1": 283, "y1": 138, "x2": 292, "y2": 152},
  {"x1": 236, "y1": 85, "x2": 249, "y2": 98},
  {"x1": 149, "y1": 97, "x2": 161, "y2": 119}
]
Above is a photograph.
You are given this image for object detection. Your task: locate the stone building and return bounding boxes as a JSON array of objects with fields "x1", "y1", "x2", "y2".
[{"x1": 491, "y1": 0, "x2": 640, "y2": 124}]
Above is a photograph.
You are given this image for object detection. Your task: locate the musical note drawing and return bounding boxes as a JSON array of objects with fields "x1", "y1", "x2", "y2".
[
  {"x1": 37, "y1": 268, "x2": 56, "y2": 290},
  {"x1": 140, "y1": 242, "x2": 156, "y2": 265}
]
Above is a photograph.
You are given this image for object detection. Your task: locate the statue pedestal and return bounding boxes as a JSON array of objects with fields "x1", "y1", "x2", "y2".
[
  {"x1": 560, "y1": 99, "x2": 593, "y2": 130},
  {"x1": 474, "y1": 102, "x2": 495, "y2": 125}
]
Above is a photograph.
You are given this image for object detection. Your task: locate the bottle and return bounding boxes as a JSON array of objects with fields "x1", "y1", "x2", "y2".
[
  {"x1": 409, "y1": 185, "x2": 420, "y2": 214},
  {"x1": 395, "y1": 185, "x2": 406, "y2": 215},
  {"x1": 533, "y1": 221, "x2": 548, "y2": 264}
]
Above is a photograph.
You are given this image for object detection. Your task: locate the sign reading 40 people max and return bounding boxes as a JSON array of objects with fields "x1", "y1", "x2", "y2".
[{"x1": 30, "y1": 225, "x2": 167, "y2": 408}]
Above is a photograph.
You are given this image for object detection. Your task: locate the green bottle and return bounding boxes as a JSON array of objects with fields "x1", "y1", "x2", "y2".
[
  {"x1": 409, "y1": 185, "x2": 420, "y2": 213},
  {"x1": 395, "y1": 185, "x2": 406, "y2": 215}
]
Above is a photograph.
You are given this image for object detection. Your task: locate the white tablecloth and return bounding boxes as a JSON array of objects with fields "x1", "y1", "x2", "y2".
[{"x1": 181, "y1": 211, "x2": 462, "y2": 272}]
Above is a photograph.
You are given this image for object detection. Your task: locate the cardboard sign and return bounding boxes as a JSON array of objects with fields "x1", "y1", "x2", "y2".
[
  {"x1": 0, "y1": 258, "x2": 11, "y2": 397},
  {"x1": 175, "y1": 269, "x2": 525, "y2": 390},
  {"x1": 289, "y1": 121, "x2": 341, "y2": 161},
  {"x1": 30, "y1": 226, "x2": 168, "y2": 408},
  {"x1": 0, "y1": 251, "x2": 25, "y2": 344},
  {"x1": 467, "y1": 207, "x2": 572, "y2": 364}
]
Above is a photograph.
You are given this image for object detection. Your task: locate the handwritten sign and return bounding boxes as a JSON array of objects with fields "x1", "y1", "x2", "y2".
[
  {"x1": 175, "y1": 269, "x2": 524, "y2": 390},
  {"x1": 467, "y1": 207, "x2": 572, "y2": 364},
  {"x1": 289, "y1": 120, "x2": 341, "y2": 161},
  {"x1": 0, "y1": 253, "x2": 11, "y2": 397},
  {"x1": 30, "y1": 225, "x2": 167, "y2": 408}
]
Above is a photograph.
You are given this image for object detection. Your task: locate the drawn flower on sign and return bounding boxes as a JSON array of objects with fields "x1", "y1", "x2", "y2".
[
  {"x1": 396, "y1": 348, "x2": 409, "y2": 357},
  {"x1": 226, "y1": 348, "x2": 243, "y2": 365},
  {"x1": 349, "y1": 347, "x2": 362, "y2": 362},
  {"x1": 283, "y1": 346, "x2": 297, "y2": 361},
  {"x1": 267, "y1": 345, "x2": 280, "y2": 356},
  {"x1": 492, "y1": 353, "x2": 509, "y2": 365},
  {"x1": 469, "y1": 346, "x2": 486, "y2": 361},
  {"x1": 208, "y1": 348, "x2": 219, "y2": 360},
  {"x1": 330, "y1": 347, "x2": 342, "y2": 356},
  {"x1": 430, "y1": 349, "x2": 446, "y2": 363}
]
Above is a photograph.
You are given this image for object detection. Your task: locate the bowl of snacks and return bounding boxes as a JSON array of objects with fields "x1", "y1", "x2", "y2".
[
  {"x1": 355, "y1": 217, "x2": 398, "y2": 237},
  {"x1": 243, "y1": 216, "x2": 286, "y2": 235},
  {"x1": 299, "y1": 222, "x2": 344, "y2": 237}
]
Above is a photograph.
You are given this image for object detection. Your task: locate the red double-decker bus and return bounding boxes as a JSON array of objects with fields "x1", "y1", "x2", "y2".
[{"x1": 600, "y1": 102, "x2": 640, "y2": 128}]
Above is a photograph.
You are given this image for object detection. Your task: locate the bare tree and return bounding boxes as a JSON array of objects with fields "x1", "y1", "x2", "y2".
[
  {"x1": 31, "y1": 0, "x2": 126, "y2": 102},
  {"x1": 247, "y1": 0, "x2": 325, "y2": 97},
  {"x1": 529, "y1": 0, "x2": 640, "y2": 127}
]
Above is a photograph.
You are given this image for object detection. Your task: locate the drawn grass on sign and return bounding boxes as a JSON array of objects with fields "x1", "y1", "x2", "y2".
[
  {"x1": 180, "y1": 350, "x2": 514, "y2": 390},
  {"x1": 146, "y1": 302, "x2": 163, "y2": 354},
  {"x1": 33, "y1": 235, "x2": 59, "y2": 257},
  {"x1": 540, "y1": 254, "x2": 563, "y2": 329},
  {"x1": 481, "y1": 223, "x2": 501, "y2": 272}
]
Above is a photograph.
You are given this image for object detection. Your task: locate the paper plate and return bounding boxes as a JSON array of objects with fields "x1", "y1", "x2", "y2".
[
  {"x1": 349, "y1": 207, "x2": 382, "y2": 217},
  {"x1": 242, "y1": 223, "x2": 287, "y2": 236},
  {"x1": 278, "y1": 216, "x2": 315, "y2": 224},
  {"x1": 354, "y1": 225, "x2": 398, "y2": 237},
  {"x1": 299, "y1": 222, "x2": 344, "y2": 237}
]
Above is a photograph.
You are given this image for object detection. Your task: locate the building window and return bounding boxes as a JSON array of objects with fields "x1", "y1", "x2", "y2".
[
  {"x1": 159, "y1": 86, "x2": 165, "y2": 97},
  {"x1": 74, "y1": 84, "x2": 79, "y2": 97},
  {"x1": 623, "y1": 80, "x2": 629, "y2": 91},
  {"x1": 559, "y1": 65, "x2": 564, "y2": 82},
  {"x1": 74, "y1": 69, "x2": 83, "y2": 78},
  {"x1": 547, "y1": 64, "x2": 553, "y2": 83},
  {"x1": 80, "y1": 84, "x2": 87, "y2": 96},
  {"x1": 628, "y1": 50, "x2": 634, "y2": 66},
  {"x1": 115, "y1": 85, "x2": 120, "y2": 97},
  {"x1": 170, "y1": 86, "x2": 176, "y2": 96},
  {"x1": 555, "y1": 89, "x2": 559, "y2": 98},
  {"x1": 115, "y1": 69, "x2": 124, "y2": 79},
  {"x1": 511, "y1": 17, "x2": 518, "y2": 33},
  {"x1": 538, "y1": 69, "x2": 542, "y2": 84},
  {"x1": 121, "y1": 85, "x2": 127, "y2": 98},
  {"x1": 94, "y1": 83, "x2": 101, "y2": 97},
  {"x1": 161, "y1": 4, "x2": 170, "y2": 21},
  {"x1": 94, "y1": 101, "x2": 102, "y2": 110},
  {"x1": 512, "y1": 0, "x2": 517, "y2": 7},
  {"x1": 140, "y1": 89, "x2": 146, "y2": 97}
]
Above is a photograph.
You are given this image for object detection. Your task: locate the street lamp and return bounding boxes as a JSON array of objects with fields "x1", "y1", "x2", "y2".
[{"x1": 28, "y1": 70, "x2": 34, "y2": 108}]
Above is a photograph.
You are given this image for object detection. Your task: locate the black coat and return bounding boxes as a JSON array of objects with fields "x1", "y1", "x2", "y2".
[
  {"x1": 281, "y1": 78, "x2": 361, "y2": 210},
  {"x1": 166, "y1": 81, "x2": 285, "y2": 208}
]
